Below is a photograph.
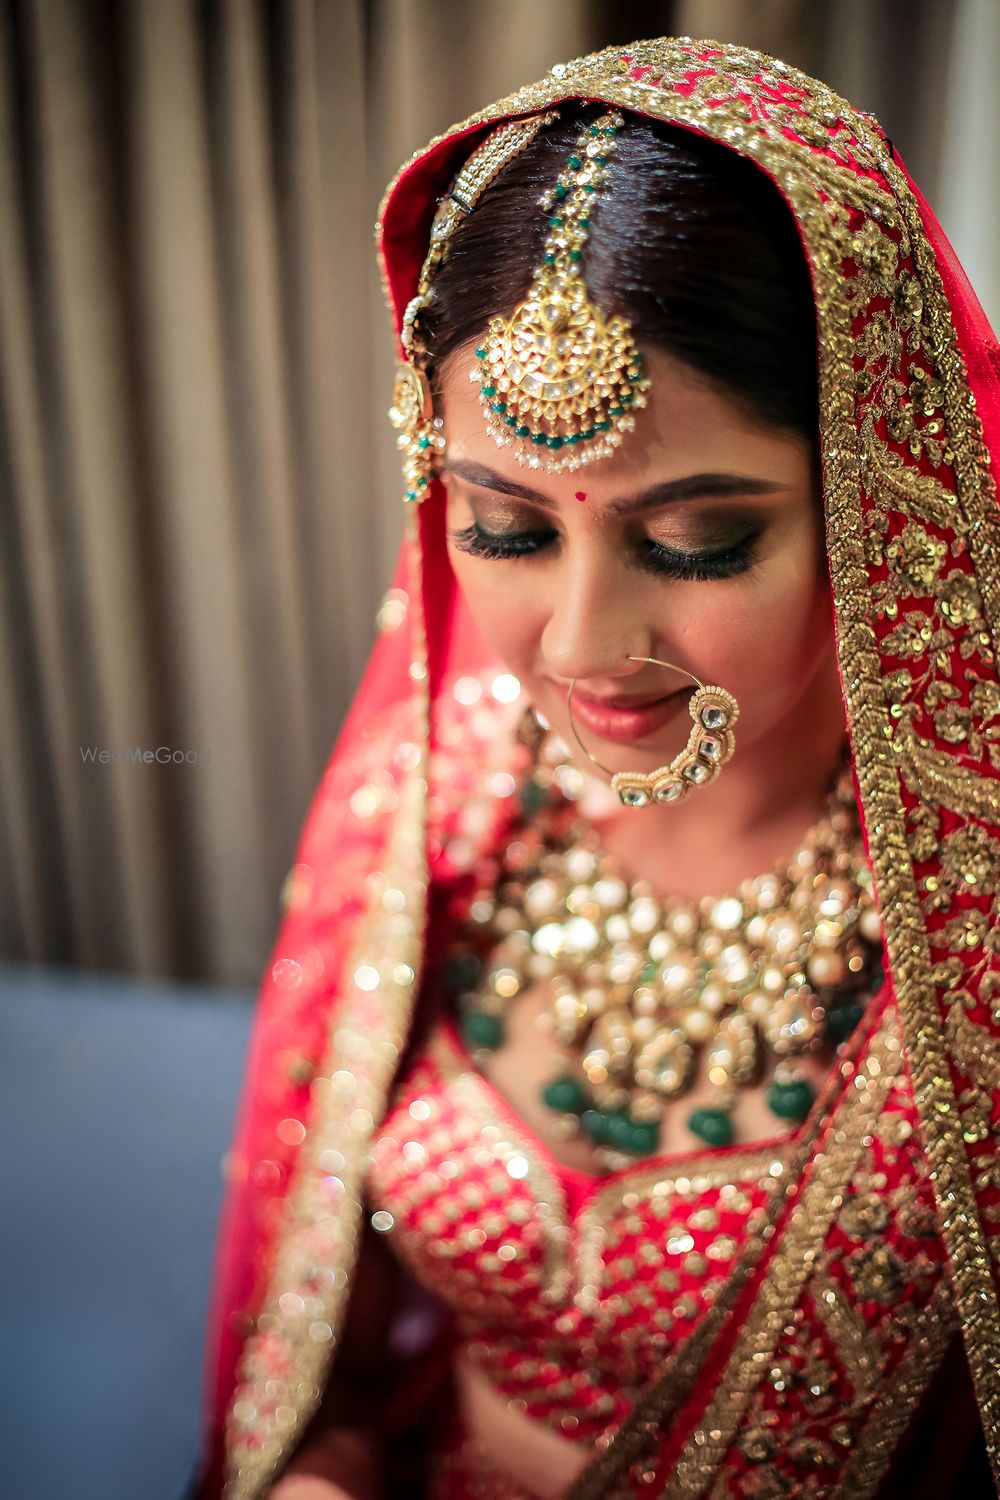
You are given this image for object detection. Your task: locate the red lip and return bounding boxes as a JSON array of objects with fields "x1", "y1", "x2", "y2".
[{"x1": 564, "y1": 685, "x2": 688, "y2": 744}]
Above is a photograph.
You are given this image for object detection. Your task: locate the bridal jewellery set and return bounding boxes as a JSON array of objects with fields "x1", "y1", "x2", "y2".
[{"x1": 445, "y1": 730, "x2": 883, "y2": 1159}]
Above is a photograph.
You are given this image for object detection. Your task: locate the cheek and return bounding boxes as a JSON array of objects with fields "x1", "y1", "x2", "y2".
[
  {"x1": 448, "y1": 551, "x2": 545, "y2": 672},
  {"x1": 678, "y1": 544, "x2": 833, "y2": 715}
]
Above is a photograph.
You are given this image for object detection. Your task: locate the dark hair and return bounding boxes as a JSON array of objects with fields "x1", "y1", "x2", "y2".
[{"x1": 419, "y1": 106, "x2": 818, "y2": 442}]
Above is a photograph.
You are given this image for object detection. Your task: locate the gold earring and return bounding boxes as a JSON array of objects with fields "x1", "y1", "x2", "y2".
[
  {"x1": 388, "y1": 112, "x2": 560, "y2": 505},
  {"x1": 566, "y1": 657, "x2": 739, "y2": 808}
]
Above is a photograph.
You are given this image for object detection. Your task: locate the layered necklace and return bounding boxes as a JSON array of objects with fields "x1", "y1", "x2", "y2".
[{"x1": 441, "y1": 727, "x2": 884, "y2": 1158}]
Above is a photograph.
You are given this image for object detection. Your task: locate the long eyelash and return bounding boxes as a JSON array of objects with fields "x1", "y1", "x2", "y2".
[
  {"x1": 450, "y1": 522, "x2": 759, "y2": 580},
  {"x1": 449, "y1": 523, "x2": 554, "y2": 560},
  {"x1": 642, "y1": 536, "x2": 759, "y2": 581}
]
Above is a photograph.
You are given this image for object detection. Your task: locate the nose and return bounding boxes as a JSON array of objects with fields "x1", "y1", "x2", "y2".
[{"x1": 539, "y1": 549, "x2": 651, "y2": 683}]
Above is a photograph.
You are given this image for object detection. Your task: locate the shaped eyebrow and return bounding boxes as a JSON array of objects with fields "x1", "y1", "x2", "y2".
[{"x1": 442, "y1": 458, "x2": 788, "y2": 511}]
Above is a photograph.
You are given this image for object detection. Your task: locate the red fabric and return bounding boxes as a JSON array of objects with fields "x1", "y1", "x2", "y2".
[{"x1": 192, "y1": 40, "x2": 1000, "y2": 1498}]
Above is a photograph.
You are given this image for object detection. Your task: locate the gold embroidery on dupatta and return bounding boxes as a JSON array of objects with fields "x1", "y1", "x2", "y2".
[
  {"x1": 222, "y1": 517, "x2": 432, "y2": 1498},
  {"x1": 683, "y1": 1112, "x2": 956, "y2": 1500},
  {"x1": 834, "y1": 1280, "x2": 958, "y2": 1499},
  {"x1": 893, "y1": 720, "x2": 1000, "y2": 822},
  {"x1": 656, "y1": 1012, "x2": 905, "y2": 1498}
]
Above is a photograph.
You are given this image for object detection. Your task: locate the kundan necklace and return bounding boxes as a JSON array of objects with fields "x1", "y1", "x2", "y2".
[{"x1": 442, "y1": 727, "x2": 884, "y2": 1158}]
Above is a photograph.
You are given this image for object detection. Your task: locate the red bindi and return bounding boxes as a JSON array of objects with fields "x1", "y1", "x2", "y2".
[{"x1": 574, "y1": 490, "x2": 587, "y2": 503}]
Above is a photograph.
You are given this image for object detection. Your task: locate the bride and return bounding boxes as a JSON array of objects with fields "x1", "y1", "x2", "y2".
[{"x1": 192, "y1": 36, "x2": 1000, "y2": 1500}]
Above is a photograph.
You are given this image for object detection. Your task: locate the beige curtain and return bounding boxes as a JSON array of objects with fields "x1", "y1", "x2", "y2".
[{"x1": 1, "y1": 0, "x2": 994, "y2": 986}]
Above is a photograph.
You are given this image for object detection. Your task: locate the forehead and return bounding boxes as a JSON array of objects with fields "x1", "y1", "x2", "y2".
[{"x1": 439, "y1": 343, "x2": 810, "y2": 493}]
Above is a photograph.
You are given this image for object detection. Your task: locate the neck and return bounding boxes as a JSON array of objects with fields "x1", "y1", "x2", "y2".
[{"x1": 579, "y1": 649, "x2": 849, "y2": 899}]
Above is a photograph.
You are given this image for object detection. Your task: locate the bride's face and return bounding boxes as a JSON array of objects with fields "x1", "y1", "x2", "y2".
[{"x1": 439, "y1": 343, "x2": 839, "y2": 777}]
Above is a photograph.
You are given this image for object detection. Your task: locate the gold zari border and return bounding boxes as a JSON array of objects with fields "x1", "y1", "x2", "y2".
[
  {"x1": 837, "y1": 1278, "x2": 960, "y2": 1500},
  {"x1": 222, "y1": 515, "x2": 431, "y2": 1499},
  {"x1": 657, "y1": 1012, "x2": 905, "y2": 1497}
]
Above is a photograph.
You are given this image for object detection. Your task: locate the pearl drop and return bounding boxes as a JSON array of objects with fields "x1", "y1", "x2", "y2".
[
  {"x1": 860, "y1": 908, "x2": 882, "y2": 942},
  {"x1": 701, "y1": 983, "x2": 726, "y2": 1014},
  {"x1": 711, "y1": 897, "x2": 744, "y2": 931},
  {"x1": 745, "y1": 914, "x2": 769, "y2": 945},
  {"x1": 745, "y1": 990, "x2": 770, "y2": 1019},
  {"x1": 681, "y1": 1008, "x2": 713, "y2": 1042},
  {"x1": 807, "y1": 950, "x2": 846, "y2": 986},
  {"x1": 670, "y1": 910, "x2": 697, "y2": 941}
]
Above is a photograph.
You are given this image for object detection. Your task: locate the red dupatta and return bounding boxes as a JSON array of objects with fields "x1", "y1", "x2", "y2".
[{"x1": 192, "y1": 37, "x2": 1000, "y2": 1499}]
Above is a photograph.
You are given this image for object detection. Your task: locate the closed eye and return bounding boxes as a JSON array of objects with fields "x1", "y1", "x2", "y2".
[
  {"x1": 449, "y1": 522, "x2": 759, "y2": 580},
  {"x1": 449, "y1": 522, "x2": 557, "y2": 561}
]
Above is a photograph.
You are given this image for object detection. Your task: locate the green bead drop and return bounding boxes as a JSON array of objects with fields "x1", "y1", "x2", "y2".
[
  {"x1": 625, "y1": 1120, "x2": 660, "y2": 1156},
  {"x1": 605, "y1": 1112, "x2": 635, "y2": 1151},
  {"x1": 825, "y1": 998, "x2": 865, "y2": 1044},
  {"x1": 518, "y1": 778, "x2": 549, "y2": 816},
  {"x1": 580, "y1": 1108, "x2": 610, "y2": 1145},
  {"x1": 767, "y1": 1078, "x2": 816, "y2": 1121},
  {"x1": 461, "y1": 1011, "x2": 504, "y2": 1050},
  {"x1": 687, "y1": 1107, "x2": 734, "y2": 1148},
  {"x1": 542, "y1": 1074, "x2": 588, "y2": 1114}
]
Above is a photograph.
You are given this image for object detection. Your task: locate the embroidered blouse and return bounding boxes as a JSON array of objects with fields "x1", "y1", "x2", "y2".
[{"x1": 366, "y1": 986, "x2": 959, "y2": 1499}]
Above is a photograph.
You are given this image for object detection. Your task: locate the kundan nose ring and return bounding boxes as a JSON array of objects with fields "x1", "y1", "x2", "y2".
[{"x1": 566, "y1": 657, "x2": 740, "y2": 808}]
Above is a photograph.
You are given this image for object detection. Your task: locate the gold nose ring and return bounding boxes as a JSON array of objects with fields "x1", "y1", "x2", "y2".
[{"x1": 566, "y1": 656, "x2": 740, "y2": 808}]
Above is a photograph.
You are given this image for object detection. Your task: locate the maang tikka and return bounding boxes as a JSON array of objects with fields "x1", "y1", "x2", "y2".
[
  {"x1": 473, "y1": 110, "x2": 650, "y2": 470},
  {"x1": 388, "y1": 112, "x2": 558, "y2": 505}
]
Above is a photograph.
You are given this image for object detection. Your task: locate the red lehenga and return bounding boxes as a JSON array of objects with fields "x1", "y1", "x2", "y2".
[{"x1": 191, "y1": 38, "x2": 1000, "y2": 1500}]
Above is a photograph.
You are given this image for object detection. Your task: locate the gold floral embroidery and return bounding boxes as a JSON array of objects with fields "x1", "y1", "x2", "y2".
[
  {"x1": 835, "y1": 1282, "x2": 958, "y2": 1498},
  {"x1": 657, "y1": 1013, "x2": 905, "y2": 1498},
  {"x1": 223, "y1": 526, "x2": 433, "y2": 1499},
  {"x1": 886, "y1": 521, "x2": 949, "y2": 594}
]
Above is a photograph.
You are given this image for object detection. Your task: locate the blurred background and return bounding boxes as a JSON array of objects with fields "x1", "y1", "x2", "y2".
[{"x1": 0, "y1": 3, "x2": 997, "y2": 1499}]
